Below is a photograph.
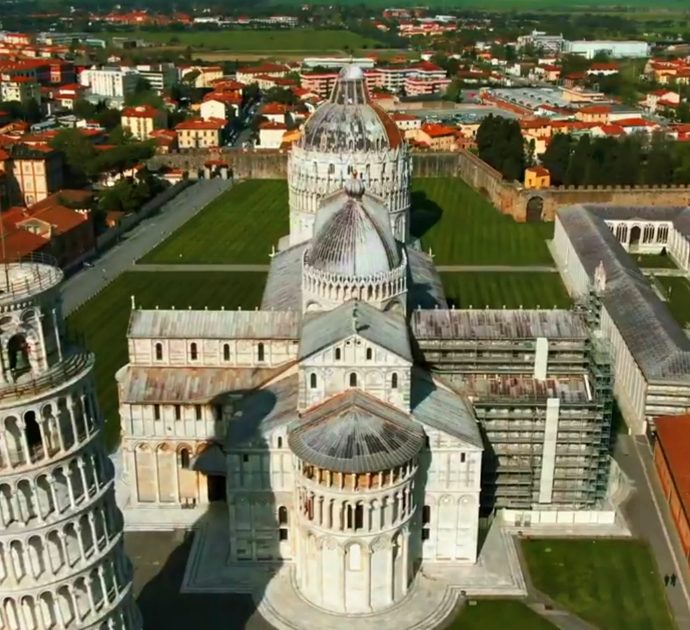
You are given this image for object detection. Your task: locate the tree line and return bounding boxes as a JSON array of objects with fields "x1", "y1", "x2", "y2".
[{"x1": 541, "y1": 132, "x2": 690, "y2": 187}]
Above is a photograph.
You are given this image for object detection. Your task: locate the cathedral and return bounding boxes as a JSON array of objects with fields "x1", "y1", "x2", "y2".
[{"x1": 117, "y1": 66, "x2": 615, "y2": 618}]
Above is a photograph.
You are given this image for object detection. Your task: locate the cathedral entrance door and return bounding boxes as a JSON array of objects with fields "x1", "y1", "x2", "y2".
[{"x1": 207, "y1": 475, "x2": 226, "y2": 502}]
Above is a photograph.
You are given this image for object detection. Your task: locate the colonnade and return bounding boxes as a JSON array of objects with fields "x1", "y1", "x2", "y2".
[{"x1": 0, "y1": 390, "x2": 98, "y2": 471}]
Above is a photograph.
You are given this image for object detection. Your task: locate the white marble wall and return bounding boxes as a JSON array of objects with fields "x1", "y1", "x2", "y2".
[{"x1": 298, "y1": 338, "x2": 411, "y2": 412}]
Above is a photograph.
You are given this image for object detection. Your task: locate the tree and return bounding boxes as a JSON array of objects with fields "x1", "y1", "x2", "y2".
[
  {"x1": 645, "y1": 132, "x2": 674, "y2": 185},
  {"x1": 444, "y1": 79, "x2": 463, "y2": 103},
  {"x1": 476, "y1": 115, "x2": 525, "y2": 181},
  {"x1": 541, "y1": 133, "x2": 572, "y2": 185},
  {"x1": 108, "y1": 125, "x2": 134, "y2": 145},
  {"x1": 565, "y1": 135, "x2": 592, "y2": 186},
  {"x1": 50, "y1": 129, "x2": 98, "y2": 184},
  {"x1": 677, "y1": 102, "x2": 690, "y2": 124}
]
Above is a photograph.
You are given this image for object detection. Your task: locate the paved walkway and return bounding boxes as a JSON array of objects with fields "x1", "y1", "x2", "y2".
[
  {"x1": 615, "y1": 435, "x2": 690, "y2": 629},
  {"x1": 61, "y1": 178, "x2": 233, "y2": 315},
  {"x1": 133, "y1": 263, "x2": 558, "y2": 273},
  {"x1": 641, "y1": 268, "x2": 687, "y2": 277},
  {"x1": 135, "y1": 263, "x2": 270, "y2": 272}
]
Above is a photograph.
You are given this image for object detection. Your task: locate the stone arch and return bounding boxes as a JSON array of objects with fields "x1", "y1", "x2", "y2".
[
  {"x1": 156, "y1": 443, "x2": 176, "y2": 503},
  {"x1": 5, "y1": 415, "x2": 23, "y2": 466},
  {"x1": 629, "y1": 224, "x2": 642, "y2": 247},
  {"x1": 7, "y1": 333, "x2": 30, "y2": 376},
  {"x1": 526, "y1": 196, "x2": 544, "y2": 222},
  {"x1": 23, "y1": 409, "x2": 42, "y2": 462}
]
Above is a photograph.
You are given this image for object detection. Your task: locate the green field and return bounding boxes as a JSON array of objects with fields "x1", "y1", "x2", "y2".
[
  {"x1": 97, "y1": 29, "x2": 380, "y2": 51},
  {"x1": 143, "y1": 178, "x2": 554, "y2": 267},
  {"x1": 449, "y1": 600, "x2": 555, "y2": 629},
  {"x1": 411, "y1": 178, "x2": 554, "y2": 266},
  {"x1": 441, "y1": 272, "x2": 571, "y2": 309},
  {"x1": 657, "y1": 276, "x2": 690, "y2": 328},
  {"x1": 140, "y1": 180, "x2": 288, "y2": 265},
  {"x1": 634, "y1": 253, "x2": 677, "y2": 269},
  {"x1": 67, "y1": 271, "x2": 267, "y2": 450},
  {"x1": 522, "y1": 539, "x2": 674, "y2": 630}
]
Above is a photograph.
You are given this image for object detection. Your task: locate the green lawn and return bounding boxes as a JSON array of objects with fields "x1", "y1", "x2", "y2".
[
  {"x1": 441, "y1": 272, "x2": 571, "y2": 309},
  {"x1": 140, "y1": 180, "x2": 288, "y2": 265},
  {"x1": 449, "y1": 600, "x2": 555, "y2": 629},
  {"x1": 96, "y1": 29, "x2": 380, "y2": 51},
  {"x1": 66, "y1": 271, "x2": 267, "y2": 450},
  {"x1": 521, "y1": 539, "x2": 675, "y2": 630},
  {"x1": 411, "y1": 178, "x2": 554, "y2": 266},
  {"x1": 634, "y1": 253, "x2": 677, "y2": 269},
  {"x1": 657, "y1": 276, "x2": 690, "y2": 328}
]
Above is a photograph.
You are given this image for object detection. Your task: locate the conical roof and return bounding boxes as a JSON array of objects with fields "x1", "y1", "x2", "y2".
[
  {"x1": 306, "y1": 179, "x2": 400, "y2": 277},
  {"x1": 299, "y1": 65, "x2": 402, "y2": 153}
]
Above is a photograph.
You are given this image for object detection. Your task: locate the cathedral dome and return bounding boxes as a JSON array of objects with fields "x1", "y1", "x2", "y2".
[
  {"x1": 306, "y1": 179, "x2": 400, "y2": 277},
  {"x1": 299, "y1": 65, "x2": 403, "y2": 153}
]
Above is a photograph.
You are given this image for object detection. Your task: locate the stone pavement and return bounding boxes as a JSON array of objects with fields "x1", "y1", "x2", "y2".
[
  {"x1": 62, "y1": 178, "x2": 233, "y2": 314},
  {"x1": 179, "y1": 509, "x2": 526, "y2": 630},
  {"x1": 615, "y1": 435, "x2": 690, "y2": 629}
]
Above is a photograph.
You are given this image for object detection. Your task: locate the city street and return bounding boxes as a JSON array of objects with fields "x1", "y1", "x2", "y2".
[
  {"x1": 616, "y1": 435, "x2": 690, "y2": 628},
  {"x1": 61, "y1": 178, "x2": 232, "y2": 315}
]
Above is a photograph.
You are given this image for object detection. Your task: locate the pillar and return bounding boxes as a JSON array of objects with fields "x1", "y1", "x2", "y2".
[{"x1": 401, "y1": 530, "x2": 410, "y2": 596}]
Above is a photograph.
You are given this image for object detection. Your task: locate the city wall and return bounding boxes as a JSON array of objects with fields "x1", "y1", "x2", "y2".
[{"x1": 149, "y1": 149, "x2": 690, "y2": 222}]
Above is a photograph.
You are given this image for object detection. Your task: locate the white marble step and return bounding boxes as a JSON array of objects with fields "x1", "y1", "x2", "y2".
[{"x1": 256, "y1": 568, "x2": 461, "y2": 630}]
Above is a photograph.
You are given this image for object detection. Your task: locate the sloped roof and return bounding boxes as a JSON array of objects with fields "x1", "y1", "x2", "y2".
[
  {"x1": 299, "y1": 300, "x2": 412, "y2": 362},
  {"x1": 117, "y1": 365, "x2": 284, "y2": 403},
  {"x1": 558, "y1": 204, "x2": 690, "y2": 381},
  {"x1": 288, "y1": 390, "x2": 424, "y2": 473},
  {"x1": 410, "y1": 369, "x2": 482, "y2": 448},
  {"x1": 128, "y1": 309, "x2": 300, "y2": 339}
]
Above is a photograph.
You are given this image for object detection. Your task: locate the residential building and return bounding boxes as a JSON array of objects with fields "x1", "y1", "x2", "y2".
[
  {"x1": 79, "y1": 66, "x2": 139, "y2": 100},
  {"x1": 236, "y1": 63, "x2": 289, "y2": 85},
  {"x1": 524, "y1": 166, "x2": 551, "y2": 189},
  {"x1": 0, "y1": 76, "x2": 40, "y2": 104},
  {"x1": 135, "y1": 63, "x2": 177, "y2": 93},
  {"x1": 404, "y1": 76, "x2": 452, "y2": 97},
  {"x1": 200, "y1": 93, "x2": 241, "y2": 121},
  {"x1": 8, "y1": 143, "x2": 63, "y2": 205},
  {"x1": 258, "y1": 121, "x2": 287, "y2": 149},
  {"x1": 416, "y1": 123, "x2": 457, "y2": 151},
  {"x1": 563, "y1": 40, "x2": 650, "y2": 60},
  {"x1": 122, "y1": 104, "x2": 167, "y2": 141},
  {"x1": 300, "y1": 71, "x2": 338, "y2": 100},
  {"x1": 175, "y1": 118, "x2": 225, "y2": 149}
]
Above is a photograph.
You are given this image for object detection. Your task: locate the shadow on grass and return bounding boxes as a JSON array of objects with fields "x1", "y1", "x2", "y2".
[{"x1": 409, "y1": 191, "x2": 443, "y2": 241}]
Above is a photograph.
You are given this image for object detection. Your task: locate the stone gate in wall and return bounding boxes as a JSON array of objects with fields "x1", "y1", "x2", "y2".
[{"x1": 149, "y1": 149, "x2": 690, "y2": 222}]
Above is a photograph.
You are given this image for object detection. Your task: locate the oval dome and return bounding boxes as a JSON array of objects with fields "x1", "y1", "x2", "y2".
[
  {"x1": 299, "y1": 65, "x2": 402, "y2": 153},
  {"x1": 306, "y1": 180, "x2": 400, "y2": 277}
]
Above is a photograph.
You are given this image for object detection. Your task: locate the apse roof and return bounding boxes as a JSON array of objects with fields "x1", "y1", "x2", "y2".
[{"x1": 288, "y1": 389, "x2": 425, "y2": 473}]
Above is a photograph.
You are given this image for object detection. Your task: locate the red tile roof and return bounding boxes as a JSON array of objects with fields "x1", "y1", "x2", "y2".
[
  {"x1": 656, "y1": 415, "x2": 690, "y2": 524},
  {"x1": 175, "y1": 118, "x2": 225, "y2": 131},
  {"x1": 122, "y1": 104, "x2": 161, "y2": 118}
]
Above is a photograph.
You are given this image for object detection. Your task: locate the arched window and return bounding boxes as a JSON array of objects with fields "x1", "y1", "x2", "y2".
[
  {"x1": 257, "y1": 342, "x2": 265, "y2": 362},
  {"x1": 366, "y1": 348, "x2": 373, "y2": 360},
  {"x1": 179, "y1": 449, "x2": 190, "y2": 470},
  {"x1": 195, "y1": 405, "x2": 202, "y2": 421},
  {"x1": 335, "y1": 348, "x2": 341, "y2": 361},
  {"x1": 278, "y1": 506, "x2": 288, "y2": 525},
  {"x1": 349, "y1": 372, "x2": 357, "y2": 387},
  {"x1": 223, "y1": 344, "x2": 230, "y2": 361},
  {"x1": 155, "y1": 343, "x2": 163, "y2": 361},
  {"x1": 24, "y1": 411, "x2": 41, "y2": 460},
  {"x1": 190, "y1": 343, "x2": 198, "y2": 361},
  {"x1": 310, "y1": 373, "x2": 317, "y2": 389},
  {"x1": 354, "y1": 504, "x2": 363, "y2": 530},
  {"x1": 277, "y1": 436, "x2": 283, "y2": 448},
  {"x1": 391, "y1": 372, "x2": 398, "y2": 389}
]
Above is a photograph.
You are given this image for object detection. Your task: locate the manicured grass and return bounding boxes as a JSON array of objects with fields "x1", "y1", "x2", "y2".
[
  {"x1": 140, "y1": 180, "x2": 288, "y2": 265},
  {"x1": 411, "y1": 178, "x2": 554, "y2": 266},
  {"x1": 66, "y1": 271, "x2": 267, "y2": 451},
  {"x1": 521, "y1": 539, "x2": 674, "y2": 630},
  {"x1": 448, "y1": 600, "x2": 555, "y2": 629},
  {"x1": 634, "y1": 253, "x2": 677, "y2": 269},
  {"x1": 96, "y1": 29, "x2": 380, "y2": 51},
  {"x1": 657, "y1": 276, "x2": 690, "y2": 328},
  {"x1": 441, "y1": 272, "x2": 571, "y2": 309}
]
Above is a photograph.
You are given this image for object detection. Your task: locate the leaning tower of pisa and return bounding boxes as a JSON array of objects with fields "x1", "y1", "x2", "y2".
[{"x1": 0, "y1": 255, "x2": 140, "y2": 629}]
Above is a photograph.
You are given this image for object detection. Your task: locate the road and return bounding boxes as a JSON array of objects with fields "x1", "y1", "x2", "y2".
[
  {"x1": 616, "y1": 435, "x2": 690, "y2": 628},
  {"x1": 61, "y1": 178, "x2": 233, "y2": 315},
  {"x1": 133, "y1": 263, "x2": 558, "y2": 273}
]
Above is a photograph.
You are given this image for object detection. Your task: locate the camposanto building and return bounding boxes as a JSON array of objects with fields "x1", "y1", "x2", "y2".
[{"x1": 117, "y1": 66, "x2": 616, "y2": 623}]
